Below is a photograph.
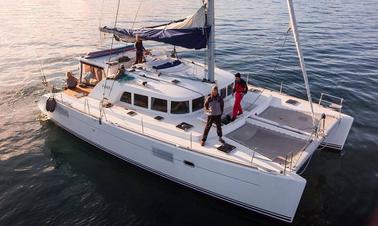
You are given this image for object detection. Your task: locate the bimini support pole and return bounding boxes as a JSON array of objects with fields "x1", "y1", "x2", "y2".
[
  {"x1": 287, "y1": 0, "x2": 316, "y2": 127},
  {"x1": 207, "y1": 0, "x2": 215, "y2": 82}
]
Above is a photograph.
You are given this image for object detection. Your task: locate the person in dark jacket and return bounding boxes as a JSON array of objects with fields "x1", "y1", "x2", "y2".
[
  {"x1": 66, "y1": 71, "x2": 78, "y2": 89},
  {"x1": 232, "y1": 72, "x2": 248, "y2": 120},
  {"x1": 134, "y1": 35, "x2": 145, "y2": 64},
  {"x1": 201, "y1": 86, "x2": 225, "y2": 146}
]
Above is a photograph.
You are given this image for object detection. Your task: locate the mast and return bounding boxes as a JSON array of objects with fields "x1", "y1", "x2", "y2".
[
  {"x1": 286, "y1": 0, "x2": 316, "y2": 127},
  {"x1": 207, "y1": 0, "x2": 215, "y2": 82}
]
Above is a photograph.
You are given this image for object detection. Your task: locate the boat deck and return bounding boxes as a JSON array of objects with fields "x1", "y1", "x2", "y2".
[
  {"x1": 226, "y1": 123, "x2": 308, "y2": 163},
  {"x1": 259, "y1": 106, "x2": 338, "y2": 133},
  {"x1": 63, "y1": 86, "x2": 92, "y2": 98}
]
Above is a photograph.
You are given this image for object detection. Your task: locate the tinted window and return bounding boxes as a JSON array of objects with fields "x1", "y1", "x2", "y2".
[
  {"x1": 171, "y1": 101, "x2": 189, "y2": 114},
  {"x1": 221, "y1": 87, "x2": 226, "y2": 98},
  {"x1": 151, "y1": 97, "x2": 167, "y2": 112},
  {"x1": 120, "y1": 92, "x2": 132, "y2": 104},
  {"x1": 192, "y1": 96, "x2": 204, "y2": 112},
  {"x1": 134, "y1": 94, "x2": 148, "y2": 108},
  {"x1": 227, "y1": 83, "x2": 234, "y2": 96}
]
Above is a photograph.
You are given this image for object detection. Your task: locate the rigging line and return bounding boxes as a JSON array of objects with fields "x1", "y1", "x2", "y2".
[
  {"x1": 272, "y1": 30, "x2": 290, "y2": 75},
  {"x1": 291, "y1": 127, "x2": 317, "y2": 171},
  {"x1": 98, "y1": 0, "x2": 106, "y2": 47},
  {"x1": 102, "y1": 0, "x2": 121, "y2": 96},
  {"x1": 246, "y1": 29, "x2": 293, "y2": 77},
  {"x1": 298, "y1": 150, "x2": 314, "y2": 175},
  {"x1": 248, "y1": 32, "x2": 290, "y2": 77},
  {"x1": 106, "y1": 0, "x2": 145, "y2": 100},
  {"x1": 247, "y1": 29, "x2": 291, "y2": 106},
  {"x1": 99, "y1": 0, "x2": 106, "y2": 28},
  {"x1": 131, "y1": 0, "x2": 144, "y2": 29},
  {"x1": 33, "y1": 50, "x2": 45, "y2": 80},
  {"x1": 101, "y1": 0, "x2": 121, "y2": 118}
]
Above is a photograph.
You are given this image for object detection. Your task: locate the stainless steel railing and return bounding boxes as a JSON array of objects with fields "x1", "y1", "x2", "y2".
[{"x1": 318, "y1": 92, "x2": 344, "y2": 112}]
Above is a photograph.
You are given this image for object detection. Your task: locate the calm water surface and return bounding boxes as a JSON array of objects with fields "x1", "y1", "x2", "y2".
[{"x1": 0, "y1": 0, "x2": 377, "y2": 225}]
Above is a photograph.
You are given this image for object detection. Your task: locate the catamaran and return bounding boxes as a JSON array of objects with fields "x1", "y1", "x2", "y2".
[{"x1": 38, "y1": 0, "x2": 353, "y2": 222}]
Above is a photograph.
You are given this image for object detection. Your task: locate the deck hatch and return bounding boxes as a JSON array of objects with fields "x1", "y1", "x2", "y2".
[
  {"x1": 154, "y1": 116, "x2": 164, "y2": 121},
  {"x1": 285, "y1": 99, "x2": 300, "y2": 106},
  {"x1": 171, "y1": 79, "x2": 180, "y2": 84},
  {"x1": 127, "y1": 111, "x2": 137, "y2": 116},
  {"x1": 176, "y1": 122, "x2": 193, "y2": 131},
  {"x1": 217, "y1": 143, "x2": 236, "y2": 154}
]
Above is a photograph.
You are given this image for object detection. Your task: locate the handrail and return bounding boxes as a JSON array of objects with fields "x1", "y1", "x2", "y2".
[
  {"x1": 245, "y1": 74, "x2": 346, "y2": 114},
  {"x1": 141, "y1": 116, "x2": 144, "y2": 133},
  {"x1": 318, "y1": 92, "x2": 344, "y2": 112},
  {"x1": 251, "y1": 149, "x2": 256, "y2": 165},
  {"x1": 280, "y1": 124, "x2": 320, "y2": 174},
  {"x1": 60, "y1": 93, "x2": 64, "y2": 104},
  {"x1": 190, "y1": 132, "x2": 193, "y2": 149}
]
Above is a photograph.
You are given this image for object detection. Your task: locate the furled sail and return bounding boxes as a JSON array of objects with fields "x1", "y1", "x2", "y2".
[{"x1": 100, "y1": 5, "x2": 210, "y2": 50}]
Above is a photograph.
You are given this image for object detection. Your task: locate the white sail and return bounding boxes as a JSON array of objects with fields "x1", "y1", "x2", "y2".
[{"x1": 153, "y1": 5, "x2": 206, "y2": 29}]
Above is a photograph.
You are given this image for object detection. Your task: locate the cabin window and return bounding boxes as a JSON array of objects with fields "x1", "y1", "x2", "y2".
[
  {"x1": 192, "y1": 96, "x2": 205, "y2": 112},
  {"x1": 227, "y1": 83, "x2": 234, "y2": 96},
  {"x1": 171, "y1": 101, "x2": 189, "y2": 114},
  {"x1": 81, "y1": 63, "x2": 104, "y2": 84},
  {"x1": 151, "y1": 97, "x2": 167, "y2": 113},
  {"x1": 120, "y1": 92, "x2": 132, "y2": 104},
  {"x1": 221, "y1": 87, "x2": 226, "y2": 98},
  {"x1": 134, "y1": 94, "x2": 148, "y2": 108}
]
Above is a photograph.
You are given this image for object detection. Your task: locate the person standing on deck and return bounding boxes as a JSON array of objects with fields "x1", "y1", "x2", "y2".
[
  {"x1": 201, "y1": 86, "x2": 225, "y2": 146},
  {"x1": 134, "y1": 35, "x2": 145, "y2": 64},
  {"x1": 232, "y1": 72, "x2": 248, "y2": 121}
]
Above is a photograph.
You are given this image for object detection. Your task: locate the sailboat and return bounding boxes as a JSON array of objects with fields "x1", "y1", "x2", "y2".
[{"x1": 38, "y1": 0, "x2": 353, "y2": 222}]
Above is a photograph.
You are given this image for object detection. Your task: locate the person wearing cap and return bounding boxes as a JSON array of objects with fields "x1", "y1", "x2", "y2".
[
  {"x1": 201, "y1": 86, "x2": 225, "y2": 146},
  {"x1": 232, "y1": 72, "x2": 248, "y2": 121}
]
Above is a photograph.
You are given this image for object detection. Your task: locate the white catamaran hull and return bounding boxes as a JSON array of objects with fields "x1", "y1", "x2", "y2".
[{"x1": 39, "y1": 98, "x2": 306, "y2": 222}]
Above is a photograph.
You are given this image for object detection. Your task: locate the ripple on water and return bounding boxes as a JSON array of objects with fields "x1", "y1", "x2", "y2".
[{"x1": 0, "y1": 0, "x2": 378, "y2": 225}]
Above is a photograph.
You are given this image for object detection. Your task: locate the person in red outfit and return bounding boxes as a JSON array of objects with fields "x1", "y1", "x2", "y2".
[{"x1": 232, "y1": 73, "x2": 248, "y2": 121}]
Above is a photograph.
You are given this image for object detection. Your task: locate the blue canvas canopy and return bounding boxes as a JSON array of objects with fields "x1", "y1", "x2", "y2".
[
  {"x1": 100, "y1": 26, "x2": 210, "y2": 50},
  {"x1": 100, "y1": 5, "x2": 210, "y2": 50}
]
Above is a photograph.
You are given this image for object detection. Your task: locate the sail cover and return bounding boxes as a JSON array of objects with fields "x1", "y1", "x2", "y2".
[{"x1": 100, "y1": 5, "x2": 210, "y2": 50}]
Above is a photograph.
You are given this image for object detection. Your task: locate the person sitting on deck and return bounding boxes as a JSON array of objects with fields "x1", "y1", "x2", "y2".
[
  {"x1": 201, "y1": 86, "x2": 225, "y2": 146},
  {"x1": 114, "y1": 65, "x2": 126, "y2": 79},
  {"x1": 134, "y1": 35, "x2": 145, "y2": 64},
  {"x1": 66, "y1": 71, "x2": 78, "y2": 89},
  {"x1": 83, "y1": 66, "x2": 99, "y2": 86},
  {"x1": 231, "y1": 72, "x2": 248, "y2": 121}
]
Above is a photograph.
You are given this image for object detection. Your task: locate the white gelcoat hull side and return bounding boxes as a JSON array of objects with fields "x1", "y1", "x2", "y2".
[
  {"x1": 39, "y1": 99, "x2": 306, "y2": 222},
  {"x1": 322, "y1": 115, "x2": 354, "y2": 150}
]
